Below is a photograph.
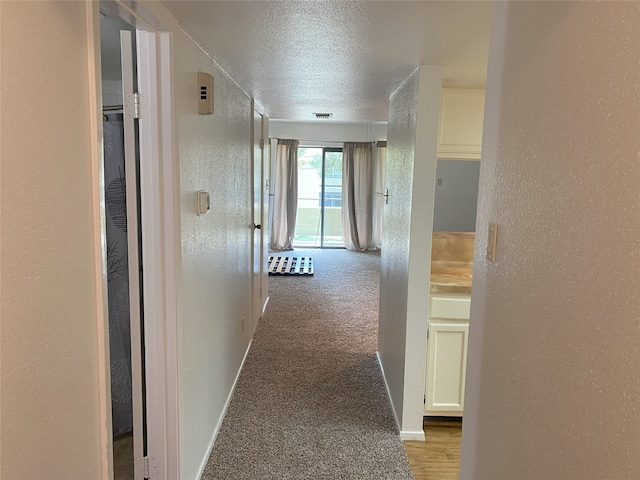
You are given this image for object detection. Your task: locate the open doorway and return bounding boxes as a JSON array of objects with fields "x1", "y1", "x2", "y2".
[
  {"x1": 97, "y1": 3, "x2": 180, "y2": 477},
  {"x1": 100, "y1": 10, "x2": 143, "y2": 480}
]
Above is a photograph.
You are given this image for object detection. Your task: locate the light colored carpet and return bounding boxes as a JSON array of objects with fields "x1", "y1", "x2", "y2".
[{"x1": 202, "y1": 248, "x2": 414, "y2": 480}]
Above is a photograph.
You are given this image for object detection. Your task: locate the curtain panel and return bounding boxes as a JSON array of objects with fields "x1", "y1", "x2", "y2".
[
  {"x1": 270, "y1": 139, "x2": 299, "y2": 250},
  {"x1": 341, "y1": 142, "x2": 374, "y2": 252}
]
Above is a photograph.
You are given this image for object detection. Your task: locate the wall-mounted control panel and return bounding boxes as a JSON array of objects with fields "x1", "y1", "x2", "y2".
[{"x1": 198, "y1": 72, "x2": 214, "y2": 115}]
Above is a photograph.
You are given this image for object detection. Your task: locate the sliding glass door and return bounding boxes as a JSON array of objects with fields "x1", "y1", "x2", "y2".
[{"x1": 294, "y1": 147, "x2": 344, "y2": 247}]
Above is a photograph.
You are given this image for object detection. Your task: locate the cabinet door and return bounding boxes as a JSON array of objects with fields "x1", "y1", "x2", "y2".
[
  {"x1": 437, "y1": 88, "x2": 485, "y2": 160},
  {"x1": 425, "y1": 321, "x2": 469, "y2": 415}
]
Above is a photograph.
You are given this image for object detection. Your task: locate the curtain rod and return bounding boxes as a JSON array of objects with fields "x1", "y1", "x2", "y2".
[{"x1": 272, "y1": 138, "x2": 386, "y2": 145}]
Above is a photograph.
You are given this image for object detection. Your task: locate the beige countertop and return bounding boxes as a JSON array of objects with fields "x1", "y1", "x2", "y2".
[
  {"x1": 430, "y1": 262, "x2": 473, "y2": 294},
  {"x1": 430, "y1": 232, "x2": 474, "y2": 294}
]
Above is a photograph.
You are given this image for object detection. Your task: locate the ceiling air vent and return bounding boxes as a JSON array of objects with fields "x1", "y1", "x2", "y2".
[{"x1": 313, "y1": 113, "x2": 333, "y2": 119}]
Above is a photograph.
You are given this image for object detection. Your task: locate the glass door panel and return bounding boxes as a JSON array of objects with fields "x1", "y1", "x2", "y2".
[
  {"x1": 294, "y1": 147, "x2": 343, "y2": 248},
  {"x1": 295, "y1": 148, "x2": 323, "y2": 246},
  {"x1": 321, "y1": 150, "x2": 343, "y2": 247}
]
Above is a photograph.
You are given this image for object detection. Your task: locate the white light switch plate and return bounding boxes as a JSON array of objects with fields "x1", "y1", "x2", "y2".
[{"x1": 486, "y1": 222, "x2": 498, "y2": 262}]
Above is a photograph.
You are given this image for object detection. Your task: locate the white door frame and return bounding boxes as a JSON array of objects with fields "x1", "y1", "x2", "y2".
[{"x1": 92, "y1": 2, "x2": 180, "y2": 478}]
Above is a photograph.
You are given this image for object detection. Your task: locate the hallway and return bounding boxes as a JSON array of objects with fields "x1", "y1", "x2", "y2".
[{"x1": 202, "y1": 249, "x2": 413, "y2": 478}]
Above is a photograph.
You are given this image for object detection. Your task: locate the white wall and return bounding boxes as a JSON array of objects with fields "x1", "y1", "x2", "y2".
[
  {"x1": 461, "y1": 2, "x2": 640, "y2": 478},
  {"x1": 164, "y1": 11, "x2": 254, "y2": 480},
  {"x1": 378, "y1": 71, "x2": 418, "y2": 432},
  {"x1": 378, "y1": 66, "x2": 441, "y2": 439},
  {"x1": 1, "y1": 2, "x2": 106, "y2": 478},
  {"x1": 270, "y1": 119, "x2": 387, "y2": 144},
  {"x1": 102, "y1": 80, "x2": 122, "y2": 108}
]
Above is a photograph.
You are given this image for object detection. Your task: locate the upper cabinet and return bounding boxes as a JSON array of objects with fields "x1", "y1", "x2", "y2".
[{"x1": 437, "y1": 88, "x2": 486, "y2": 160}]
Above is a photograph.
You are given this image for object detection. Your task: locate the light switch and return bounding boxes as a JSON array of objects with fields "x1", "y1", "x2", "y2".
[{"x1": 486, "y1": 222, "x2": 498, "y2": 262}]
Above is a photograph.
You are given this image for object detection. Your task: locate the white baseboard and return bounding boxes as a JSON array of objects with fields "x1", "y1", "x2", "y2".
[
  {"x1": 376, "y1": 351, "x2": 426, "y2": 442},
  {"x1": 400, "y1": 430, "x2": 426, "y2": 441},
  {"x1": 195, "y1": 339, "x2": 253, "y2": 479},
  {"x1": 376, "y1": 351, "x2": 401, "y2": 433},
  {"x1": 262, "y1": 296, "x2": 270, "y2": 316}
]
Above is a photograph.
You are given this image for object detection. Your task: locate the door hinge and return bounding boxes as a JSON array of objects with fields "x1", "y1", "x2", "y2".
[
  {"x1": 426, "y1": 329, "x2": 429, "y2": 340},
  {"x1": 143, "y1": 456, "x2": 149, "y2": 478},
  {"x1": 133, "y1": 92, "x2": 141, "y2": 119}
]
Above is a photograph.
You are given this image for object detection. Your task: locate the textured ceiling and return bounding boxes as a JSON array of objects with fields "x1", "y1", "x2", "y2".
[{"x1": 160, "y1": 1, "x2": 492, "y2": 122}]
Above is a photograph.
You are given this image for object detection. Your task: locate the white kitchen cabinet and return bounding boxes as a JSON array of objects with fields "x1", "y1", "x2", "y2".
[
  {"x1": 425, "y1": 294, "x2": 471, "y2": 416},
  {"x1": 437, "y1": 88, "x2": 485, "y2": 160}
]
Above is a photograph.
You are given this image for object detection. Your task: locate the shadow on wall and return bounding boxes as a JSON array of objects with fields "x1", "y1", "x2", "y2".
[{"x1": 433, "y1": 159, "x2": 480, "y2": 232}]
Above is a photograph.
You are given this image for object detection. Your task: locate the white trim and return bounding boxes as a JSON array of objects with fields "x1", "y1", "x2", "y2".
[
  {"x1": 87, "y1": 2, "x2": 113, "y2": 478},
  {"x1": 195, "y1": 340, "x2": 254, "y2": 479},
  {"x1": 377, "y1": 351, "x2": 426, "y2": 441},
  {"x1": 376, "y1": 351, "x2": 401, "y2": 433},
  {"x1": 400, "y1": 430, "x2": 426, "y2": 441},
  {"x1": 156, "y1": 30, "x2": 181, "y2": 480},
  {"x1": 136, "y1": 28, "x2": 180, "y2": 479}
]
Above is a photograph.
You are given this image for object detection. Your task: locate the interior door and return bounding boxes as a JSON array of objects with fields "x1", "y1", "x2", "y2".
[
  {"x1": 120, "y1": 30, "x2": 147, "y2": 480},
  {"x1": 252, "y1": 109, "x2": 263, "y2": 332}
]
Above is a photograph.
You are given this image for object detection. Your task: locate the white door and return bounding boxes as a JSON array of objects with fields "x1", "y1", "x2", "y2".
[
  {"x1": 425, "y1": 321, "x2": 469, "y2": 415},
  {"x1": 120, "y1": 30, "x2": 147, "y2": 480},
  {"x1": 252, "y1": 109, "x2": 263, "y2": 332}
]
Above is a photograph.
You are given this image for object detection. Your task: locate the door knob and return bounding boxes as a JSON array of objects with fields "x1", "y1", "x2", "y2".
[{"x1": 254, "y1": 223, "x2": 261, "y2": 230}]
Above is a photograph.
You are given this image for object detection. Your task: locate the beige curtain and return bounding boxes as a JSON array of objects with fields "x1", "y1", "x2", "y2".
[
  {"x1": 371, "y1": 142, "x2": 386, "y2": 249},
  {"x1": 270, "y1": 139, "x2": 299, "y2": 250},
  {"x1": 341, "y1": 142, "x2": 374, "y2": 251}
]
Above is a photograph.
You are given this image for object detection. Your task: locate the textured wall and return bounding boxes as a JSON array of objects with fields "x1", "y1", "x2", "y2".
[
  {"x1": 0, "y1": 2, "x2": 104, "y2": 478},
  {"x1": 379, "y1": 67, "x2": 441, "y2": 438},
  {"x1": 403, "y1": 66, "x2": 441, "y2": 437},
  {"x1": 171, "y1": 20, "x2": 254, "y2": 480},
  {"x1": 378, "y1": 69, "x2": 419, "y2": 428},
  {"x1": 461, "y1": 2, "x2": 640, "y2": 478}
]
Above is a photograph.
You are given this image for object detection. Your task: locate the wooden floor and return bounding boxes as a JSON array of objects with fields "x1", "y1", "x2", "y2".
[{"x1": 404, "y1": 419, "x2": 463, "y2": 480}]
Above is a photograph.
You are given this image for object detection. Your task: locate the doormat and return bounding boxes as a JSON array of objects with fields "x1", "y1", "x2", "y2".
[{"x1": 268, "y1": 256, "x2": 314, "y2": 276}]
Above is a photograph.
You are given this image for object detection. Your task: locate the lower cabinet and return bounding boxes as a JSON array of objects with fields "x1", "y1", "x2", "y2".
[{"x1": 425, "y1": 295, "x2": 470, "y2": 416}]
